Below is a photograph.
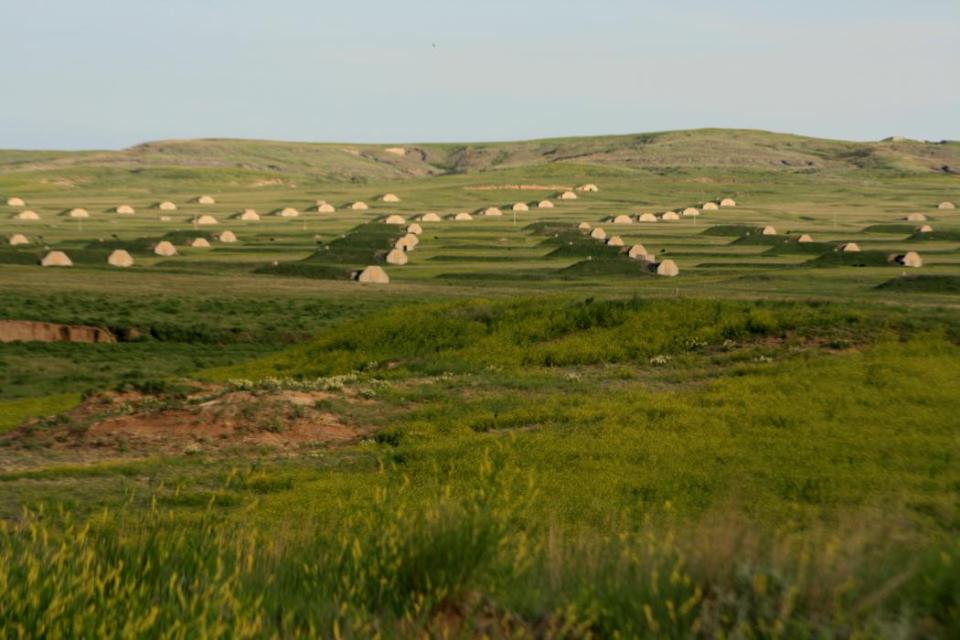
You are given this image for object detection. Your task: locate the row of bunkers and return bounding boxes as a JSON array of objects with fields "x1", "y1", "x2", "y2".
[{"x1": 4, "y1": 186, "x2": 954, "y2": 281}]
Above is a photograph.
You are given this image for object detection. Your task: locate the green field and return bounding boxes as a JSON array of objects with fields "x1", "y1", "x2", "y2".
[{"x1": 1, "y1": 129, "x2": 959, "y2": 637}]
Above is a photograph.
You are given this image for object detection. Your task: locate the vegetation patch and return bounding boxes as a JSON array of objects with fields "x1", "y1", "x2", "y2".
[
  {"x1": 877, "y1": 274, "x2": 960, "y2": 293},
  {"x1": 255, "y1": 222, "x2": 405, "y2": 279},
  {"x1": 0, "y1": 393, "x2": 82, "y2": 434},
  {"x1": 731, "y1": 233, "x2": 800, "y2": 246},
  {"x1": 701, "y1": 224, "x2": 754, "y2": 237},
  {"x1": 806, "y1": 250, "x2": 894, "y2": 267},
  {"x1": 211, "y1": 297, "x2": 889, "y2": 379},
  {"x1": 560, "y1": 257, "x2": 653, "y2": 276},
  {"x1": 255, "y1": 261, "x2": 352, "y2": 280},
  {"x1": 861, "y1": 224, "x2": 916, "y2": 234},
  {"x1": 763, "y1": 241, "x2": 837, "y2": 255},
  {"x1": 0, "y1": 249, "x2": 41, "y2": 266},
  {"x1": 908, "y1": 230, "x2": 960, "y2": 242}
]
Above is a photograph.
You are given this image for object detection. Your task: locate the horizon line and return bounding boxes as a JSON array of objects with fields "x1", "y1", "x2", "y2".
[{"x1": 3, "y1": 127, "x2": 956, "y2": 154}]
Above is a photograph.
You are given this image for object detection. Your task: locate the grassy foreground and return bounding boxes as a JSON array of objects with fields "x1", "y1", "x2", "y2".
[{"x1": 2, "y1": 297, "x2": 959, "y2": 638}]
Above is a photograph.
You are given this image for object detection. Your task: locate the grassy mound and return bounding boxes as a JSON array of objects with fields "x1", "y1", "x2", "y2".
[
  {"x1": 435, "y1": 269, "x2": 554, "y2": 281},
  {"x1": 806, "y1": 250, "x2": 892, "y2": 267},
  {"x1": 0, "y1": 249, "x2": 41, "y2": 265},
  {"x1": 877, "y1": 275, "x2": 960, "y2": 293},
  {"x1": 560, "y1": 257, "x2": 653, "y2": 276},
  {"x1": 307, "y1": 223, "x2": 402, "y2": 264},
  {"x1": 907, "y1": 230, "x2": 960, "y2": 242},
  {"x1": 546, "y1": 241, "x2": 623, "y2": 259},
  {"x1": 731, "y1": 233, "x2": 799, "y2": 246},
  {"x1": 254, "y1": 262, "x2": 352, "y2": 280},
  {"x1": 763, "y1": 241, "x2": 836, "y2": 255},
  {"x1": 52, "y1": 249, "x2": 114, "y2": 265},
  {"x1": 861, "y1": 224, "x2": 916, "y2": 234},
  {"x1": 254, "y1": 223, "x2": 403, "y2": 279},
  {"x1": 426, "y1": 255, "x2": 531, "y2": 263},
  {"x1": 701, "y1": 224, "x2": 754, "y2": 237},
  {"x1": 534, "y1": 225, "x2": 627, "y2": 259}
]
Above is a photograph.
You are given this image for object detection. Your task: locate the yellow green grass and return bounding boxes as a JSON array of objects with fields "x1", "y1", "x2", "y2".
[
  {"x1": 1, "y1": 130, "x2": 959, "y2": 636},
  {"x1": 0, "y1": 392, "x2": 81, "y2": 434}
]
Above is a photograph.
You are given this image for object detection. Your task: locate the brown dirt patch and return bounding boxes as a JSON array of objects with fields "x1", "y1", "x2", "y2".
[
  {"x1": 250, "y1": 178, "x2": 291, "y2": 188},
  {"x1": 465, "y1": 184, "x2": 573, "y2": 191},
  {"x1": 0, "y1": 384, "x2": 372, "y2": 468}
]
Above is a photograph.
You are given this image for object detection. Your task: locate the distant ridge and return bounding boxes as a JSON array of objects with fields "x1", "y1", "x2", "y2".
[{"x1": 1, "y1": 128, "x2": 958, "y2": 183}]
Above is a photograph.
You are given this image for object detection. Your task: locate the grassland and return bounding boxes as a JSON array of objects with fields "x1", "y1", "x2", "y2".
[{"x1": 1, "y1": 129, "x2": 959, "y2": 637}]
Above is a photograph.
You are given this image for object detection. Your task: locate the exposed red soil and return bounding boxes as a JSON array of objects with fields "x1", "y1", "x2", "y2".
[{"x1": 0, "y1": 384, "x2": 372, "y2": 467}]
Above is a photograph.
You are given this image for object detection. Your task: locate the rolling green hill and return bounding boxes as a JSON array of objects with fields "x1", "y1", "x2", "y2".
[{"x1": 2, "y1": 129, "x2": 958, "y2": 190}]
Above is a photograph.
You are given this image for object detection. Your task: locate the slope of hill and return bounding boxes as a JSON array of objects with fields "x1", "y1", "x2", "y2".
[{"x1": 1, "y1": 129, "x2": 958, "y2": 187}]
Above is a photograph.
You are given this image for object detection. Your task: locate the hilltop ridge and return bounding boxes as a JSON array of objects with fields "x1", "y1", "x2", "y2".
[{"x1": 1, "y1": 129, "x2": 958, "y2": 189}]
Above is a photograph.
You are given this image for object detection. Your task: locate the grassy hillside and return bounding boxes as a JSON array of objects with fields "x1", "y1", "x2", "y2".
[
  {"x1": 3, "y1": 297, "x2": 960, "y2": 637},
  {"x1": 2, "y1": 129, "x2": 958, "y2": 192}
]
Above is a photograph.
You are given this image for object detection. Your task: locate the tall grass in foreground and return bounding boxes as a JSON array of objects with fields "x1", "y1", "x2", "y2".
[{"x1": 2, "y1": 459, "x2": 957, "y2": 638}]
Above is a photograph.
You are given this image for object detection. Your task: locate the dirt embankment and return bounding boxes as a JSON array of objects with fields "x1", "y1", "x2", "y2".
[{"x1": 0, "y1": 320, "x2": 116, "y2": 344}]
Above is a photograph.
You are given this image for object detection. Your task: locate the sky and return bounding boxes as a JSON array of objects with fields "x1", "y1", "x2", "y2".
[{"x1": 1, "y1": 0, "x2": 958, "y2": 149}]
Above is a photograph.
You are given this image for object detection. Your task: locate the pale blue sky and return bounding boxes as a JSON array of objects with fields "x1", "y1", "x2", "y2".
[{"x1": 1, "y1": 0, "x2": 957, "y2": 149}]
